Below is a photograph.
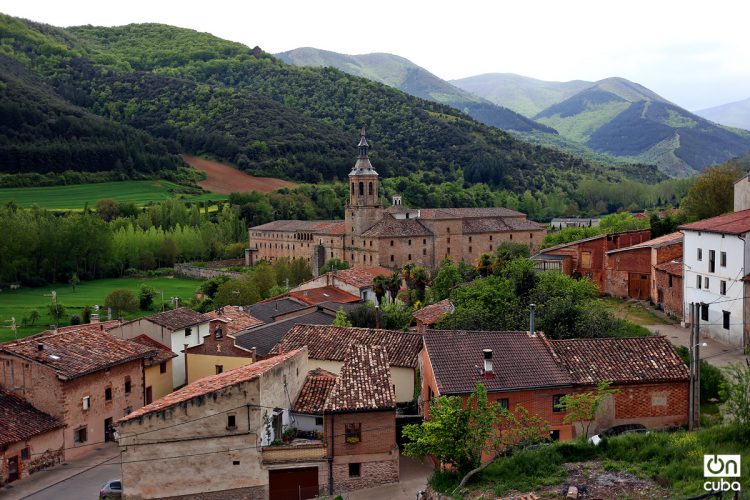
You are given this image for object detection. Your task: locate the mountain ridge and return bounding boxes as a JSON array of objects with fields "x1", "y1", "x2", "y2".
[{"x1": 695, "y1": 98, "x2": 750, "y2": 131}]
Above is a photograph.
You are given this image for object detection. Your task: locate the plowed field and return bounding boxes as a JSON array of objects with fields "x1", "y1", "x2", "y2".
[{"x1": 182, "y1": 155, "x2": 296, "y2": 194}]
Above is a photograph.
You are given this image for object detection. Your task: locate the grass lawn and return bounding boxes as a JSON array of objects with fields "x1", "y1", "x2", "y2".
[
  {"x1": 0, "y1": 276, "x2": 203, "y2": 341},
  {"x1": 600, "y1": 296, "x2": 672, "y2": 325},
  {"x1": 0, "y1": 180, "x2": 227, "y2": 210}
]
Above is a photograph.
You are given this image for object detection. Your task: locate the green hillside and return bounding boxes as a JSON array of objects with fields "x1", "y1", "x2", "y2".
[
  {"x1": 0, "y1": 14, "x2": 662, "y2": 195},
  {"x1": 276, "y1": 47, "x2": 554, "y2": 133},
  {"x1": 695, "y1": 97, "x2": 750, "y2": 131}
]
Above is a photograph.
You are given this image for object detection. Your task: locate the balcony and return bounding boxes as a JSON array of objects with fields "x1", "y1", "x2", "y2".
[{"x1": 262, "y1": 439, "x2": 326, "y2": 464}]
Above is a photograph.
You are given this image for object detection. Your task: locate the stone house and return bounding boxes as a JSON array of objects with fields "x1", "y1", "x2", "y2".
[
  {"x1": 291, "y1": 266, "x2": 393, "y2": 304},
  {"x1": 412, "y1": 299, "x2": 454, "y2": 333},
  {"x1": 110, "y1": 308, "x2": 210, "y2": 389},
  {"x1": 0, "y1": 390, "x2": 64, "y2": 485},
  {"x1": 248, "y1": 130, "x2": 546, "y2": 274},
  {"x1": 274, "y1": 324, "x2": 423, "y2": 406},
  {"x1": 420, "y1": 330, "x2": 689, "y2": 446},
  {"x1": 129, "y1": 335, "x2": 177, "y2": 404},
  {"x1": 0, "y1": 325, "x2": 154, "y2": 460},
  {"x1": 604, "y1": 232, "x2": 683, "y2": 301},
  {"x1": 117, "y1": 349, "x2": 314, "y2": 500},
  {"x1": 533, "y1": 229, "x2": 653, "y2": 292},
  {"x1": 654, "y1": 259, "x2": 684, "y2": 318}
]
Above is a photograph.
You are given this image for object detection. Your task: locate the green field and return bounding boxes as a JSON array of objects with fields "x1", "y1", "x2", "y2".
[
  {"x1": 0, "y1": 276, "x2": 204, "y2": 341},
  {"x1": 0, "y1": 180, "x2": 227, "y2": 210}
]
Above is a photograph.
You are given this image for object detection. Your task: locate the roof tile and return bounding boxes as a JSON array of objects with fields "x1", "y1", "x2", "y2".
[
  {"x1": 413, "y1": 299, "x2": 454, "y2": 325},
  {"x1": 147, "y1": 308, "x2": 206, "y2": 331},
  {"x1": 202, "y1": 306, "x2": 264, "y2": 334},
  {"x1": 0, "y1": 391, "x2": 64, "y2": 446},
  {"x1": 679, "y1": 209, "x2": 750, "y2": 235},
  {"x1": 324, "y1": 344, "x2": 395, "y2": 413},
  {"x1": 292, "y1": 368, "x2": 337, "y2": 414},
  {"x1": 129, "y1": 335, "x2": 177, "y2": 367}
]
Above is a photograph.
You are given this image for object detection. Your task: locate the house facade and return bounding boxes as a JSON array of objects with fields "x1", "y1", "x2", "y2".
[
  {"x1": 248, "y1": 130, "x2": 546, "y2": 273},
  {"x1": 129, "y1": 335, "x2": 177, "y2": 404},
  {"x1": 681, "y1": 210, "x2": 750, "y2": 348},
  {"x1": 0, "y1": 326, "x2": 153, "y2": 460},
  {"x1": 185, "y1": 317, "x2": 257, "y2": 383},
  {"x1": 291, "y1": 267, "x2": 393, "y2": 304},
  {"x1": 654, "y1": 259, "x2": 684, "y2": 318}
]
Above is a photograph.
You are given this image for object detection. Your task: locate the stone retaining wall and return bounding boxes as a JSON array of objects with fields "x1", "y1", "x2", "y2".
[{"x1": 173, "y1": 264, "x2": 242, "y2": 280}]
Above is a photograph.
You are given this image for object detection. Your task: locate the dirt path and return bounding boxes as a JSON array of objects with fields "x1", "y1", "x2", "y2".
[{"x1": 181, "y1": 155, "x2": 297, "y2": 194}]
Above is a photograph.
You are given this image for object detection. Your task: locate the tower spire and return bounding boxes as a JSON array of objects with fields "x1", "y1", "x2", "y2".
[{"x1": 358, "y1": 126, "x2": 369, "y2": 159}]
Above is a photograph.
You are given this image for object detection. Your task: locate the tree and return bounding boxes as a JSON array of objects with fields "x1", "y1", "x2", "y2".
[
  {"x1": 476, "y1": 253, "x2": 494, "y2": 277},
  {"x1": 385, "y1": 272, "x2": 402, "y2": 304},
  {"x1": 215, "y1": 277, "x2": 261, "y2": 306},
  {"x1": 139, "y1": 283, "x2": 157, "y2": 311},
  {"x1": 410, "y1": 266, "x2": 430, "y2": 303},
  {"x1": 333, "y1": 307, "x2": 352, "y2": 327},
  {"x1": 47, "y1": 303, "x2": 66, "y2": 326},
  {"x1": 719, "y1": 361, "x2": 750, "y2": 427},
  {"x1": 555, "y1": 380, "x2": 618, "y2": 439},
  {"x1": 27, "y1": 309, "x2": 40, "y2": 327},
  {"x1": 104, "y1": 289, "x2": 138, "y2": 317},
  {"x1": 380, "y1": 301, "x2": 412, "y2": 330},
  {"x1": 430, "y1": 259, "x2": 462, "y2": 302},
  {"x1": 683, "y1": 162, "x2": 745, "y2": 220},
  {"x1": 320, "y1": 258, "x2": 349, "y2": 274},
  {"x1": 95, "y1": 199, "x2": 121, "y2": 222},
  {"x1": 372, "y1": 275, "x2": 388, "y2": 304},
  {"x1": 69, "y1": 272, "x2": 80, "y2": 293},
  {"x1": 252, "y1": 264, "x2": 277, "y2": 299}
]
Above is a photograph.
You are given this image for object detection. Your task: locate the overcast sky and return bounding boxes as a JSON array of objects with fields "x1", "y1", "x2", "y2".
[{"x1": 4, "y1": 0, "x2": 749, "y2": 110}]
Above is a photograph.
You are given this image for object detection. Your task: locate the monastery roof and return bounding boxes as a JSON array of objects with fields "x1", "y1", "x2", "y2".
[
  {"x1": 412, "y1": 299, "x2": 454, "y2": 325},
  {"x1": 654, "y1": 259, "x2": 683, "y2": 277},
  {"x1": 680, "y1": 209, "x2": 750, "y2": 235},
  {"x1": 250, "y1": 220, "x2": 345, "y2": 235},
  {"x1": 361, "y1": 214, "x2": 432, "y2": 237},
  {"x1": 292, "y1": 368, "x2": 338, "y2": 415},
  {"x1": 146, "y1": 308, "x2": 206, "y2": 331},
  {"x1": 119, "y1": 349, "x2": 304, "y2": 423},
  {"x1": 0, "y1": 390, "x2": 65, "y2": 446},
  {"x1": 418, "y1": 207, "x2": 525, "y2": 219},
  {"x1": 276, "y1": 325, "x2": 422, "y2": 368},
  {"x1": 606, "y1": 232, "x2": 682, "y2": 254},
  {"x1": 324, "y1": 344, "x2": 395, "y2": 413},
  {"x1": 202, "y1": 306, "x2": 264, "y2": 334},
  {"x1": 462, "y1": 217, "x2": 545, "y2": 234},
  {"x1": 0, "y1": 326, "x2": 155, "y2": 380},
  {"x1": 129, "y1": 335, "x2": 177, "y2": 367},
  {"x1": 550, "y1": 337, "x2": 689, "y2": 385}
]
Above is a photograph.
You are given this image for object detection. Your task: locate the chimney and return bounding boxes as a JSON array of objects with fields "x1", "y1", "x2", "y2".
[
  {"x1": 529, "y1": 303, "x2": 536, "y2": 337},
  {"x1": 37, "y1": 343, "x2": 44, "y2": 351},
  {"x1": 251, "y1": 347, "x2": 257, "y2": 362},
  {"x1": 483, "y1": 349, "x2": 493, "y2": 376},
  {"x1": 90, "y1": 313, "x2": 99, "y2": 324}
]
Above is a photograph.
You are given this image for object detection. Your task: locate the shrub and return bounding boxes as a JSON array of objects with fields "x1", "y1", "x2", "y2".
[
  {"x1": 104, "y1": 289, "x2": 139, "y2": 317},
  {"x1": 69, "y1": 315, "x2": 81, "y2": 325},
  {"x1": 139, "y1": 284, "x2": 158, "y2": 311}
]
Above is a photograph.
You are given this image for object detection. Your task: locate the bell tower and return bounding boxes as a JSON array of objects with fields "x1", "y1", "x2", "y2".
[{"x1": 346, "y1": 127, "x2": 382, "y2": 236}]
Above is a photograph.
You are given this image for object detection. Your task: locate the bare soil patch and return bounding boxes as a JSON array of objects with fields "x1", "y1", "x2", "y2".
[{"x1": 182, "y1": 155, "x2": 296, "y2": 194}]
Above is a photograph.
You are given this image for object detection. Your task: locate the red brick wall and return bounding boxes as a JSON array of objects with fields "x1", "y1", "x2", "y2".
[
  {"x1": 611, "y1": 382, "x2": 688, "y2": 428},
  {"x1": 604, "y1": 247, "x2": 651, "y2": 298},
  {"x1": 654, "y1": 269, "x2": 683, "y2": 318},
  {"x1": 325, "y1": 411, "x2": 396, "y2": 457}
]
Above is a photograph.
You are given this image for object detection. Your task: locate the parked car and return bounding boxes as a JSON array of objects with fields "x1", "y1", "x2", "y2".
[
  {"x1": 99, "y1": 479, "x2": 122, "y2": 499},
  {"x1": 589, "y1": 424, "x2": 647, "y2": 445}
]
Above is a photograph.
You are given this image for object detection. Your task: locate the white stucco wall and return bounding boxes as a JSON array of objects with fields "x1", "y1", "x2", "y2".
[
  {"x1": 683, "y1": 230, "x2": 746, "y2": 347},
  {"x1": 171, "y1": 321, "x2": 208, "y2": 388}
]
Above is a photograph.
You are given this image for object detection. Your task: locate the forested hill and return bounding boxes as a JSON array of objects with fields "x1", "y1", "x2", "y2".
[{"x1": 0, "y1": 15, "x2": 663, "y2": 192}]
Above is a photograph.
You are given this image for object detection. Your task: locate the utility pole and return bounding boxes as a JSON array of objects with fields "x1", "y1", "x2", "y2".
[
  {"x1": 693, "y1": 302, "x2": 701, "y2": 430},
  {"x1": 688, "y1": 302, "x2": 695, "y2": 431}
]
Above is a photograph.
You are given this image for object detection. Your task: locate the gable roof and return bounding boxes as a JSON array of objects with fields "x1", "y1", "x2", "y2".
[
  {"x1": 246, "y1": 297, "x2": 309, "y2": 323},
  {"x1": 551, "y1": 336, "x2": 689, "y2": 385},
  {"x1": 0, "y1": 326, "x2": 155, "y2": 380},
  {"x1": 419, "y1": 207, "x2": 525, "y2": 219},
  {"x1": 276, "y1": 325, "x2": 422, "y2": 368},
  {"x1": 0, "y1": 390, "x2": 65, "y2": 446},
  {"x1": 462, "y1": 217, "x2": 545, "y2": 234},
  {"x1": 130, "y1": 335, "x2": 177, "y2": 367},
  {"x1": 324, "y1": 344, "x2": 395, "y2": 413},
  {"x1": 679, "y1": 209, "x2": 750, "y2": 235},
  {"x1": 361, "y1": 214, "x2": 432, "y2": 237},
  {"x1": 119, "y1": 349, "x2": 305, "y2": 423},
  {"x1": 292, "y1": 368, "x2": 338, "y2": 415},
  {"x1": 655, "y1": 259, "x2": 683, "y2": 277},
  {"x1": 413, "y1": 299, "x2": 454, "y2": 326},
  {"x1": 606, "y1": 232, "x2": 682, "y2": 254},
  {"x1": 422, "y1": 330, "x2": 572, "y2": 395},
  {"x1": 146, "y1": 308, "x2": 206, "y2": 331},
  {"x1": 249, "y1": 220, "x2": 345, "y2": 235},
  {"x1": 537, "y1": 229, "x2": 651, "y2": 255},
  {"x1": 234, "y1": 308, "x2": 337, "y2": 356},
  {"x1": 289, "y1": 286, "x2": 361, "y2": 305},
  {"x1": 329, "y1": 267, "x2": 393, "y2": 289},
  {"x1": 201, "y1": 306, "x2": 264, "y2": 334}
]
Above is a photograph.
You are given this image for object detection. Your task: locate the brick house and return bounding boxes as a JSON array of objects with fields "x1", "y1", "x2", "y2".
[
  {"x1": 604, "y1": 232, "x2": 682, "y2": 301},
  {"x1": 0, "y1": 326, "x2": 154, "y2": 460},
  {"x1": 413, "y1": 299, "x2": 454, "y2": 333},
  {"x1": 0, "y1": 390, "x2": 64, "y2": 485},
  {"x1": 654, "y1": 259, "x2": 684, "y2": 318},
  {"x1": 129, "y1": 335, "x2": 177, "y2": 404},
  {"x1": 533, "y1": 229, "x2": 652, "y2": 292},
  {"x1": 421, "y1": 330, "x2": 689, "y2": 445},
  {"x1": 291, "y1": 267, "x2": 393, "y2": 304},
  {"x1": 117, "y1": 349, "x2": 314, "y2": 500},
  {"x1": 110, "y1": 307, "x2": 210, "y2": 389},
  {"x1": 323, "y1": 344, "x2": 399, "y2": 492},
  {"x1": 275, "y1": 324, "x2": 423, "y2": 406},
  {"x1": 248, "y1": 130, "x2": 545, "y2": 274},
  {"x1": 185, "y1": 317, "x2": 258, "y2": 383}
]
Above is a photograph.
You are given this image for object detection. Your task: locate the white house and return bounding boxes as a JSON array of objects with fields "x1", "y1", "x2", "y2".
[{"x1": 681, "y1": 209, "x2": 750, "y2": 348}]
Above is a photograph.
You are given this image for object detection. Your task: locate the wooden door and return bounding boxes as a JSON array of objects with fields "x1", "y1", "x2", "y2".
[
  {"x1": 145, "y1": 386, "x2": 153, "y2": 405},
  {"x1": 269, "y1": 467, "x2": 319, "y2": 500},
  {"x1": 628, "y1": 273, "x2": 650, "y2": 300},
  {"x1": 7, "y1": 456, "x2": 19, "y2": 482}
]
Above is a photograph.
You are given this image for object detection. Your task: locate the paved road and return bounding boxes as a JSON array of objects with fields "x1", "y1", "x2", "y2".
[
  {"x1": 23, "y1": 456, "x2": 121, "y2": 500},
  {"x1": 644, "y1": 323, "x2": 748, "y2": 367},
  {"x1": 348, "y1": 456, "x2": 432, "y2": 500}
]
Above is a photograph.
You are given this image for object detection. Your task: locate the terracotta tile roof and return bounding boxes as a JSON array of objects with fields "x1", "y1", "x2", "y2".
[
  {"x1": 462, "y1": 217, "x2": 545, "y2": 234},
  {"x1": 422, "y1": 330, "x2": 572, "y2": 395},
  {"x1": 324, "y1": 344, "x2": 396, "y2": 413},
  {"x1": 289, "y1": 286, "x2": 361, "y2": 305},
  {"x1": 655, "y1": 259, "x2": 683, "y2": 277},
  {"x1": 234, "y1": 309, "x2": 337, "y2": 356},
  {"x1": 202, "y1": 306, "x2": 264, "y2": 334},
  {"x1": 119, "y1": 348, "x2": 305, "y2": 422},
  {"x1": 0, "y1": 390, "x2": 64, "y2": 446},
  {"x1": 130, "y1": 335, "x2": 177, "y2": 367},
  {"x1": 419, "y1": 207, "x2": 525, "y2": 219},
  {"x1": 56, "y1": 320, "x2": 121, "y2": 333},
  {"x1": 292, "y1": 368, "x2": 338, "y2": 414},
  {"x1": 606, "y1": 232, "x2": 682, "y2": 254},
  {"x1": 679, "y1": 209, "x2": 750, "y2": 235},
  {"x1": 361, "y1": 214, "x2": 432, "y2": 237},
  {"x1": 330, "y1": 267, "x2": 393, "y2": 289},
  {"x1": 413, "y1": 299, "x2": 454, "y2": 325},
  {"x1": 551, "y1": 337, "x2": 689, "y2": 385},
  {"x1": 147, "y1": 308, "x2": 206, "y2": 331},
  {"x1": 0, "y1": 326, "x2": 156, "y2": 380},
  {"x1": 249, "y1": 220, "x2": 345, "y2": 235},
  {"x1": 276, "y1": 325, "x2": 422, "y2": 368},
  {"x1": 537, "y1": 229, "x2": 652, "y2": 255}
]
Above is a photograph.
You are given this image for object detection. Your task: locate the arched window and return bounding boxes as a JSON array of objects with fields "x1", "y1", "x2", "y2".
[
  {"x1": 368, "y1": 182, "x2": 373, "y2": 195},
  {"x1": 351, "y1": 183, "x2": 354, "y2": 195},
  {"x1": 358, "y1": 182, "x2": 364, "y2": 196}
]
